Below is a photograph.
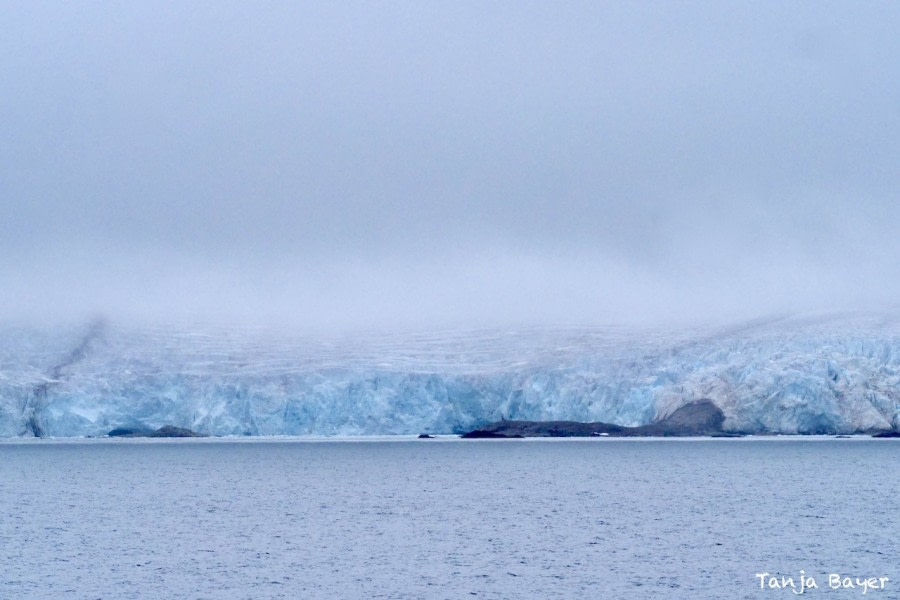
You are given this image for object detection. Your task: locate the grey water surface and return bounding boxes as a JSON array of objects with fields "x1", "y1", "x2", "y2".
[{"x1": 1, "y1": 438, "x2": 896, "y2": 599}]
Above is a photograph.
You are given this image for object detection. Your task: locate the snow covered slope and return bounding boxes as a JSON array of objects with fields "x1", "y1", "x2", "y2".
[{"x1": 1, "y1": 314, "x2": 899, "y2": 437}]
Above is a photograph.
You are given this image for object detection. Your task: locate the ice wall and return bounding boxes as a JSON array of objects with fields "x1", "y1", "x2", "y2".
[{"x1": 1, "y1": 314, "x2": 898, "y2": 437}]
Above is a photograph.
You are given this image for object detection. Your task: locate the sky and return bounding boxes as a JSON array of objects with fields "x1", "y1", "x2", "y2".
[{"x1": 2, "y1": 1, "x2": 900, "y2": 331}]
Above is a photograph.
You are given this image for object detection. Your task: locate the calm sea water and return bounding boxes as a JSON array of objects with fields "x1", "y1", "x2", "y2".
[{"x1": 0, "y1": 438, "x2": 896, "y2": 599}]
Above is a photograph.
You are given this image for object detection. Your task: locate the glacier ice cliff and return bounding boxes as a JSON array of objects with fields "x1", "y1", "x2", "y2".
[{"x1": 1, "y1": 314, "x2": 899, "y2": 437}]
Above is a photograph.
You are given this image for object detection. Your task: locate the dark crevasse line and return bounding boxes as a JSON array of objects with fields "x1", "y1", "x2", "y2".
[{"x1": 23, "y1": 318, "x2": 106, "y2": 437}]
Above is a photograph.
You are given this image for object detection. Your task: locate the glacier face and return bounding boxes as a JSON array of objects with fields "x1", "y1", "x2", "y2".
[{"x1": 1, "y1": 314, "x2": 899, "y2": 437}]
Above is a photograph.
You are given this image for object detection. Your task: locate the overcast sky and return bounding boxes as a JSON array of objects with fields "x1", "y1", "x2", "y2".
[{"x1": 2, "y1": 1, "x2": 899, "y2": 331}]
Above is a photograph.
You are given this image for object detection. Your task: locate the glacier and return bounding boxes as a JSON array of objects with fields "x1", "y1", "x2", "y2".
[{"x1": 1, "y1": 313, "x2": 899, "y2": 437}]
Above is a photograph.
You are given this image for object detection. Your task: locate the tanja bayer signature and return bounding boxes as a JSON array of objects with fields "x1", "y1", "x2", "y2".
[{"x1": 755, "y1": 571, "x2": 889, "y2": 594}]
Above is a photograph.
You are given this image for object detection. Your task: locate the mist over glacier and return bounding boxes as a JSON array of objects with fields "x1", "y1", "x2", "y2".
[
  {"x1": 2, "y1": 313, "x2": 898, "y2": 438},
  {"x1": 3, "y1": 2, "x2": 900, "y2": 333}
]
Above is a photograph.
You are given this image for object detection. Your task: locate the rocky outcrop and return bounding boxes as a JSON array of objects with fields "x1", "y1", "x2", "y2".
[
  {"x1": 461, "y1": 399, "x2": 731, "y2": 438},
  {"x1": 108, "y1": 425, "x2": 206, "y2": 438},
  {"x1": 872, "y1": 430, "x2": 900, "y2": 438}
]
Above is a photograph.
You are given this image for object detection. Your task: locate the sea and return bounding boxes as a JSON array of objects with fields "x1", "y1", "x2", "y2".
[{"x1": 0, "y1": 437, "x2": 896, "y2": 599}]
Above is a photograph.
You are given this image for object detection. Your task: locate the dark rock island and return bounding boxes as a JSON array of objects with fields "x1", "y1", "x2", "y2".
[
  {"x1": 873, "y1": 430, "x2": 900, "y2": 438},
  {"x1": 461, "y1": 399, "x2": 734, "y2": 438},
  {"x1": 107, "y1": 425, "x2": 206, "y2": 438}
]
